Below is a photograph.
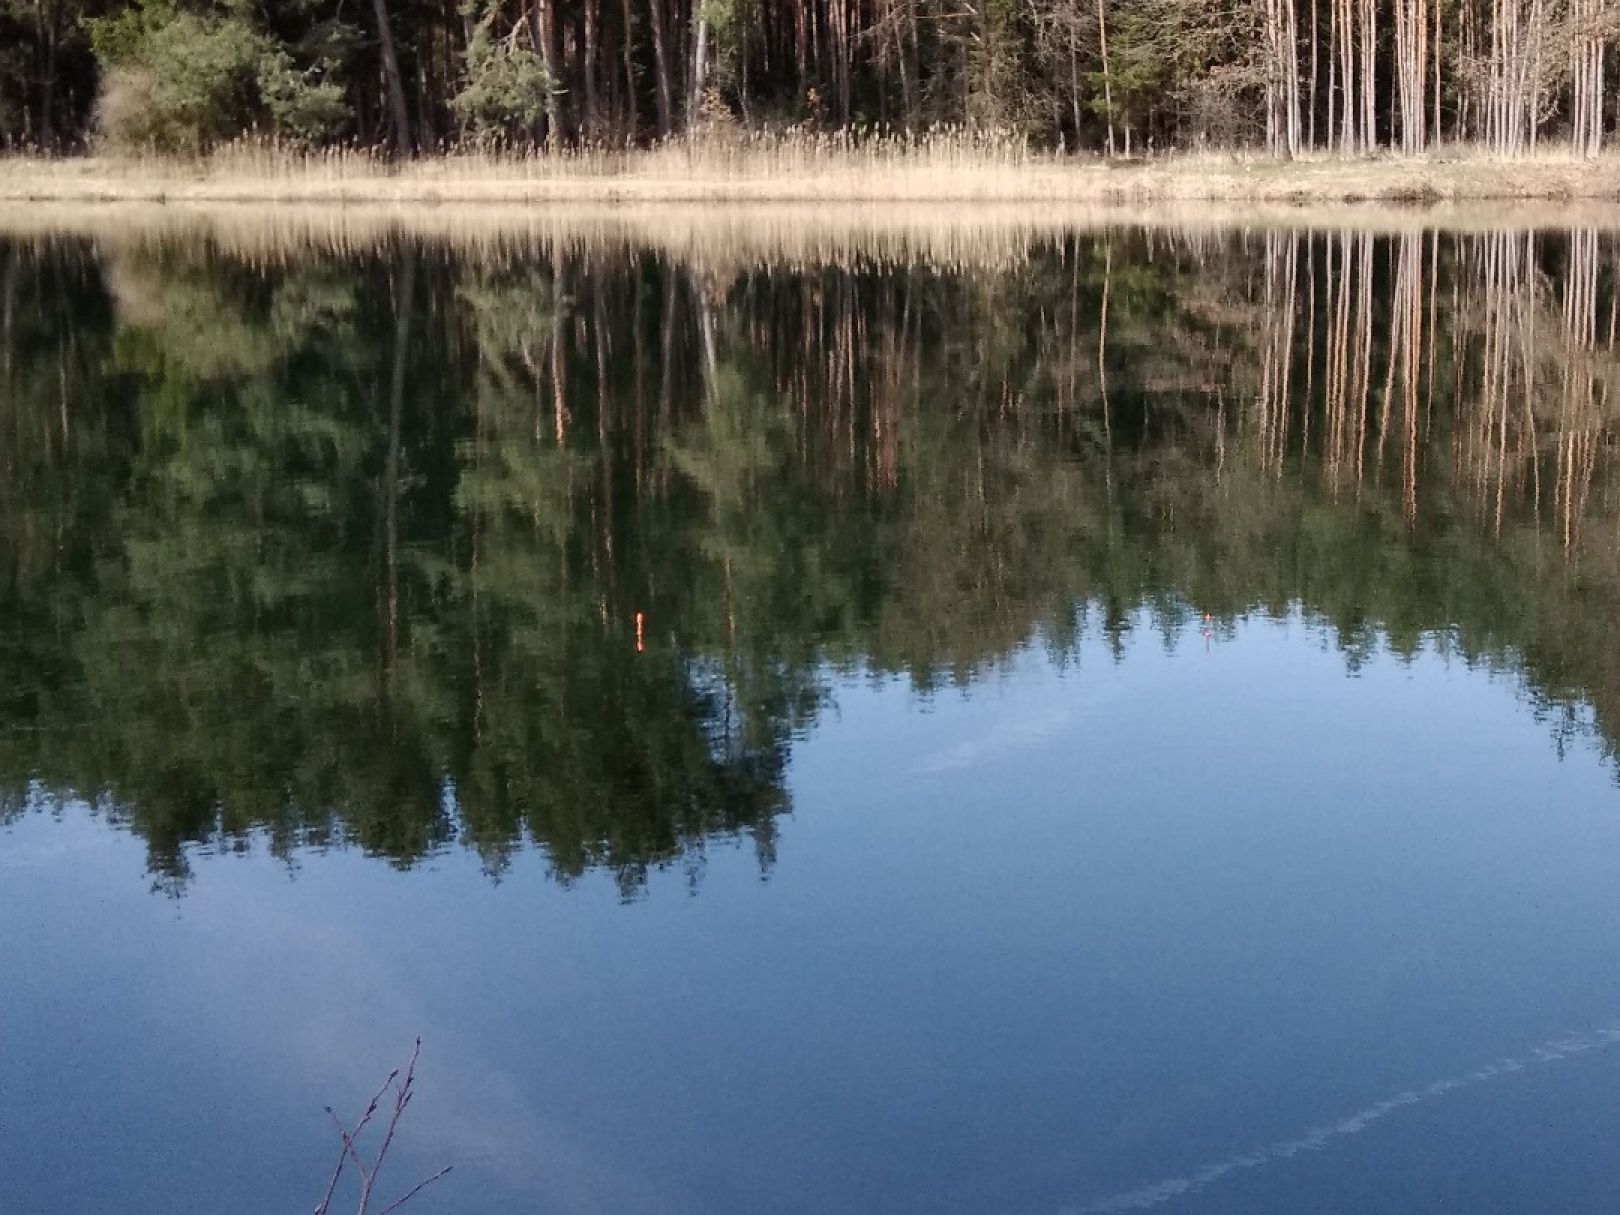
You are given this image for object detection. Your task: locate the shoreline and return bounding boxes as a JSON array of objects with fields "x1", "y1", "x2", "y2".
[
  {"x1": 5, "y1": 150, "x2": 1620, "y2": 206},
  {"x1": 5, "y1": 196, "x2": 1620, "y2": 271}
]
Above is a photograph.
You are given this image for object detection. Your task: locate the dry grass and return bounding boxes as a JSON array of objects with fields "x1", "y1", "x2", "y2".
[
  {"x1": 4, "y1": 197, "x2": 1618, "y2": 260},
  {"x1": 5, "y1": 196, "x2": 1620, "y2": 278},
  {"x1": 5, "y1": 132, "x2": 1620, "y2": 205}
]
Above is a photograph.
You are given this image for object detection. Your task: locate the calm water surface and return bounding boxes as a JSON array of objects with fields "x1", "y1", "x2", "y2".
[{"x1": 3, "y1": 221, "x2": 1620, "y2": 1214}]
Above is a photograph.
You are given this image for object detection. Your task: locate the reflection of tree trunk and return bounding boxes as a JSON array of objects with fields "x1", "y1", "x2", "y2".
[
  {"x1": 1323, "y1": 230, "x2": 1372, "y2": 492},
  {"x1": 1099, "y1": 238, "x2": 1113, "y2": 490},
  {"x1": 1558, "y1": 228, "x2": 1601, "y2": 551},
  {"x1": 1259, "y1": 231, "x2": 1298, "y2": 475},
  {"x1": 698, "y1": 284, "x2": 719, "y2": 386},
  {"x1": 595, "y1": 289, "x2": 614, "y2": 572},
  {"x1": 658, "y1": 268, "x2": 678, "y2": 430},
  {"x1": 1378, "y1": 233, "x2": 1424, "y2": 519},
  {"x1": 552, "y1": 268, "x2": 569, "y2": 443},
  {"x1": 372, "y1": 0, "x2": 413, "y2": 154},
  {"x1": 1, "y1": 251, "x2": 15, "y2": 379},
  {"x1": 384, "y1": 247, "x2": 415, "y2": 673}
]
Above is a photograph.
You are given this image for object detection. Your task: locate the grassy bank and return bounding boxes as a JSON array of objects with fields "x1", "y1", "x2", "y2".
[{"x1": 5, "y1": 137, "x2": 1620, "y2": 205}]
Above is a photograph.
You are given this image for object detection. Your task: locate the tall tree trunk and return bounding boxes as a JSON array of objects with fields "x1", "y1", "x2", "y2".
[
  {"x1": 1358, "y1": 0, "x2": 1375, "y2": 149},
  {"x1": 583, "y1": 0, "x2": 601, "y2": 139},
  {"x1": 620, "y1": 0, "x2": 639, "y2": 141},
  {"x1": 692, "y1": 3, "x2": 711, "y2": 123},
  {"x1": 372, "y1": 0, "x2": 413, "y2": 153},
  {"x1": 1097, "y1": 0, "x2": 1117, "y2": 153},
  {"x1": 534, "y1": 0, "x2": 562, "y2": 142},
  {"x1": 35, "y1": 0, "x2": 57, "y2": 149},
  {"x1": 1431, "y1": 0, "x2": 1442, "y2": 147},
  {"x1": 1285, "y1": 0, "x2": 1302, "y2": 154},
  {"x1": 1309, "y1": 0, "x2": 1320, "y2": 149},
  {"x1": 649, "y1": 0, "x2": 674, "y2": 136}
]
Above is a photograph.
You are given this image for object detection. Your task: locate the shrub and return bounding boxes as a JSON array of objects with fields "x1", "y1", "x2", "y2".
[
  {"x1": 451, "y1": 10, "x2": 550, "y2": 142},
  {"x1": 87, "y1": 0, "x2": 350, "y2": 152}
]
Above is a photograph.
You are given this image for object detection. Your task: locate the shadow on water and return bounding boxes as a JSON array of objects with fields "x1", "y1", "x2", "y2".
[{"x1": 0, "y1": 220, "x2": 1618, "y2": 892}]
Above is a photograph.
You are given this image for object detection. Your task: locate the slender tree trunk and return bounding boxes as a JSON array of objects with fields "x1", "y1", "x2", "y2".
[
  {"x1": 621, "y1": 0, "x2": 639, "y2": 140},
  {"x1": 1286, "y1": 0, "x2": 1302, "y2": 153},
  {"x1": 1309, "y1": 0, "x2": 1320, "y2": 149},
  {"x1": 1097, "y1": 0, "x2": 1117, "y2": 153},
  {"x1": 1359, "y1": 0, "x2": 1375, "y2": 149},
  {"x1": 649, "y1": 0, "x2": 674, "y2": 136},
  {"x1": 372, "y1": 0, "x2": 413, "y2": 153},
  {"x1": 583, "y1": 0, "x2": 601, "y2": 139},
  {"x1": 534, "y1": 0, "x2": 562, "y2": 142},
  {"x1": 1431, "y1": 0, "x2": 1442, "y2": 147},
  {"x1": 35, "y1": 0, "x2": 57, "y2": 149},
  {"x1": 692, "y1": 4, "x2": 711, "y2": 123}
]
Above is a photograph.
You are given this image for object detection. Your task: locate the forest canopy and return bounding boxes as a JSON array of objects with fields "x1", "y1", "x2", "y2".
[{"x1": 0, "y1": 0, "x2": 1614, "y2": 155}]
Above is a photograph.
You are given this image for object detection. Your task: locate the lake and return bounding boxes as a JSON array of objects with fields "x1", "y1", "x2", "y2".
[{"x1": 3, "y1": 211, "x2": 1620, "y2": 1215}]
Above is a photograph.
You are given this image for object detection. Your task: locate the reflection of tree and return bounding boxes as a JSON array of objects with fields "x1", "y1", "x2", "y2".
[{"x1": 1, "y1": 228, "x2": 1619, "y2": 891}]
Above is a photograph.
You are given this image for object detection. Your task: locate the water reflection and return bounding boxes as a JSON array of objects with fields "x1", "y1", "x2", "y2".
[{"x1": 1, "y1": 224, "x2": 1617, "y2": 891}]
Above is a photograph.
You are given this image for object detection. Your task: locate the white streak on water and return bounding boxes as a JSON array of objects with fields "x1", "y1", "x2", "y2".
[{"x1": 1067, "y1": 1020, "x2": 1620, "y2": 1214}]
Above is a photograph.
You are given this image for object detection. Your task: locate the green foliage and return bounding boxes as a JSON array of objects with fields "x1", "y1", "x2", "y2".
[
  {"x1": 695, "y1": 0, "x2": 746, "y2": 88},
  {"x1": 255, "y1": 45, "x2": 350, "y2": 144},
  {"x1": 451, "y1": 8, "x2": 550, "y2": 141},
  {"x1": 3, "y1": 231, "x2": 1619, "y2": 890},
  {"x1": 89, "y1": 1, "x2": 261, "y2": 150},
  {"x1": 86, "y1": 0, "x2": 349, "y2": 151}
]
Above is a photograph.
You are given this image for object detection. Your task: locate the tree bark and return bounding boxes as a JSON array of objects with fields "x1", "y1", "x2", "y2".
[
  {"x1": 648, "y1": 0, "x2": 674, "y2": 136},
  {"x1": 372, "y1": 0, "x2": 413, "y2": 154}
]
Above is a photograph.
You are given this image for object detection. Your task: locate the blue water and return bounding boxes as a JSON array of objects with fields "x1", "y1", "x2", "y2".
[{"x1": 6, "y1": 612, "x2": 1620, "y2": 1214}]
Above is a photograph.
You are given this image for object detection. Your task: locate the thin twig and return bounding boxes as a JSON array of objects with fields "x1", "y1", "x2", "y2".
[
  {"x1": 357, "y1": 1038, "x2": 422, "y2": 1213},
  {"x1": 312, "y1": 1040, "x2": 450, "y2": 1215},
  {"x1": 313, "y1": 1140, "x2": 349, "y2": 1215},
  {"x1": 373, "y1": 1165, "x2": 454, "y2": 1215}
]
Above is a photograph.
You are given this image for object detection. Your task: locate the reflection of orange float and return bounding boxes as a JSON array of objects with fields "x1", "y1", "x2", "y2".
[{"x1": 635, "y1": 612, "x2": 645, "y2": 653}]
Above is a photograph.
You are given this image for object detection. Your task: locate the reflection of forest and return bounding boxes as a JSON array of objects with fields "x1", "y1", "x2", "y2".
[{"x1": 0, "y1": 228, "x2": 1616, "y2": 890}]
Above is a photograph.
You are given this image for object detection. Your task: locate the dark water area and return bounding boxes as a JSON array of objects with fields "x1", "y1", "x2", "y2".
[{"x1": 3, "y1": 222, "x2": 1620, "y2": 1214}]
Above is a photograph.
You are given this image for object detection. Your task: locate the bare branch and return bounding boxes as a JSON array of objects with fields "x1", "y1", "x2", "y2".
[
  {"x1": 373, "y1": 1165, "x2": 454, "y2": 1215},
  {"x1": 315, "y1": 1039, "x2": 449, "y2": 1215}
]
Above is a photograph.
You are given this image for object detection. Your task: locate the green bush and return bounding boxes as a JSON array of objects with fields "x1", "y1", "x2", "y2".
[
  {"x1": 450, "y1": 10, "x2": 550, "y2": 141},
  {"x1": 87, "y1": 0, "x2": 350, "y2": 151}
]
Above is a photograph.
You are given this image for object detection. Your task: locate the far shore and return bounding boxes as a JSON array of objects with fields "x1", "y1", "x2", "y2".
[{"x1": 6, "y1": 147, "x2": 1620, "y2": 206}]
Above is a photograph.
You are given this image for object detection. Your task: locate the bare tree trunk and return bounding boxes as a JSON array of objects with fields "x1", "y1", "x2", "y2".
[
  {"x1": 373, "y1": 0, "x2": 413, "y2": 154},
  {"x1": 1286, "y1": 0, "x2": 1302, "y2": 153},
  {"x1": 1431, "y1": 0, "x2": 1442, "y2": 147},
  {"x1": 692, "y1": 4, "x2": 711, "y2": 124},
  {"x1": 649, "y1": 0, "x2": 674, "y2": 136},
  {"x1": 35, "y1": 0, "x2": 57, "y2": 149},
  {"x1": 1570, "y1": 0, "x2": 1605, "y2": 154},
  {"x1": 534, "y1": 0, "x2": 562, "y2": 142},
  {"x1": 583, "y1": 0, "x2": 601, "y2": 139},
  {"x1": 1097, "y1": 0, "x2": 1117, "y2": 153},
  {"x1": 1359, "y1": 0, "x2": 1376, "y2": 149},
  {"x1": 621, "y1": 0, "x2": 639, "y2": 141},
  {"x1": 1394, "y1": 0, "x2": 1426, "y2": 151},
  {"x1": 1309, "y1": 0, "x2": 1320, "y2": 148}
]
